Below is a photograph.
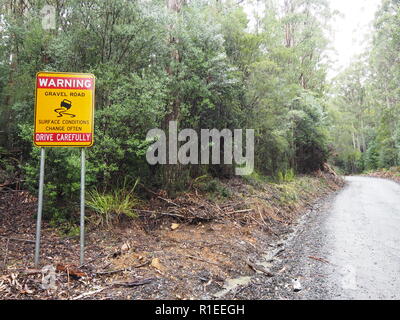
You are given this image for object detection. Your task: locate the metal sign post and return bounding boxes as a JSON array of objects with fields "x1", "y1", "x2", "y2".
[
  {"x1": 34, "y1": 147, "x2": 46, "y2": 268},
  {"x1": 80, "y1": 148, "x2": 86, "y2": 265},
  {"x1": 33, "y1": 72, "x2": 95, "y2": 267}
]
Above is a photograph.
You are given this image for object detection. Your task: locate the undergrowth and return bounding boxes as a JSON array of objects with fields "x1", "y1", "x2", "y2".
[{"x1": 86, "y1": 179, "x2": 140, "y2": 228}]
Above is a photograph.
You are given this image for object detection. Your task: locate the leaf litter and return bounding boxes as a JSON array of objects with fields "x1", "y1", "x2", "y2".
[{"x1": 0, "y1": 173, "x2": 343, "y2": 300}]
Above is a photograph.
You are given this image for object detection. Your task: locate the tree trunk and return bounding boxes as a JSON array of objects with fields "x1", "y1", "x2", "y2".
[{"x1": 162, "y1": 0, "x2": 185, "y2": 191}]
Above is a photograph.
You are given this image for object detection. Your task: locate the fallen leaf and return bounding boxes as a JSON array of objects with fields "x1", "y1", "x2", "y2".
[
  {"x1": 121, "y1": 242, "x2": 130, "y2": 252},
  {"x1": 150, "y1": 258, "x2": 165, "y2": 271},
  {"x1": 20, "y1": 284, "x2": 33, "y2": 294},
  {"x1": 171, "y1": 223, "x2": 180, "y2": 230}
]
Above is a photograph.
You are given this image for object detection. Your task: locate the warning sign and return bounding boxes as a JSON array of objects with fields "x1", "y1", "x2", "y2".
[{"x1": 34, "y1": 72, "x2": 95, "y2": 147}]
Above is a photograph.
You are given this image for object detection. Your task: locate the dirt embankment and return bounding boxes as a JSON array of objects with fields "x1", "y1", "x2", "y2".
[
  {"x1": 364, "y1": 167, "x2": 400, "y2": 184},
  {"x1": 0, "y1": 171, "x2": 344, "y2": 300}
]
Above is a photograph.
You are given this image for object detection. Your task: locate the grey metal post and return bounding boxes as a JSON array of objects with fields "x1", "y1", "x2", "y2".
[
  {"x1": 80, "y1": 148, "x2": 86, "y2": 265},
  {"x1": 34, "y1": 147, "x2": 46, "y2": 268}
]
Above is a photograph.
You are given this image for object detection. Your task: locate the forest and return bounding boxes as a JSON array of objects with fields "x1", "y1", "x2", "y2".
[
  {"x1": 329, "y1": 0, "x2": 400, "y2": 174},
  {"x1": 0, "y1": 0, "x2": 399, "y2": 226}
]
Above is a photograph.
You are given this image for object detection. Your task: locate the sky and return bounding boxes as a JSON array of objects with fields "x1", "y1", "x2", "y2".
[{"x1": 328, "y1": 0, "x2": 381, "y2": 77}]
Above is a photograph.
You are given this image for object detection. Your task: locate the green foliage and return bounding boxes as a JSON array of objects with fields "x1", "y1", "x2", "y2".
[
  {"x1": 22, "y1": 147, "x2": 92, "y2": 219},
  {"x1": 241, "y1": 0, "x2": 332, "y2": 175},
  {"x1": 49, "y1": 215, "x2": 80, "y2": 237},
  {"x1": 289, "y1": 92, "x2": 329, "y2": 173},
  {"x1": 0, "y1": 0, "x2": 335, "y2": 224},
  {"x1": 277, "y1": 168, "x2": 295, "y2": 183},
  {"x1": 328, "y1": 0, "x2": 400, "y2": 173},
  {"x1": 0, "y1": 147, "x2": 19, "y2": 184},
  {"x1": 241, "y1": 171, "x2": 271, "y2": 188},
  {"x1": 86, "y1": 179, "x2": 140, "y2": 228},
  {"x1": 192, "y1": 175, "x2": 231, "y2": 198}
]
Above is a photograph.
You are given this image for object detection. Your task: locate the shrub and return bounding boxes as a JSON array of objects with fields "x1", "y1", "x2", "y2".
[
  {"x1": 277, "y1": 168, "x2": 295, "y2": 183},
  {"x1": 192, "y1": 175, "x2": 231, "y2": 199},
  {"x1": 86, "y1": 179, "x2": 140, "y2": 228}
]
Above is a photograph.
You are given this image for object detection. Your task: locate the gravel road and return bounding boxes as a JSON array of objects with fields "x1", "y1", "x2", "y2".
[{"x1": 236, "y1": 176, "x2": 400, "y2": 300}]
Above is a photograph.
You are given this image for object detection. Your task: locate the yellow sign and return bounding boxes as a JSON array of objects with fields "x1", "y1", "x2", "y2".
[{"x1": 34, "y1": 72, "x2": 95, "y2": 147}]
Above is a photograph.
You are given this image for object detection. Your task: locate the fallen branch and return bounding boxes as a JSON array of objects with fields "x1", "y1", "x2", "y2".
[
  {"x1": 112, "y1": 278, "x2": 154, "y2": 288},
  {"x1": 225, "y1": 209, "x2": 253, "y2": 215},
  {"x1": 183, "y1": 255, "x2": 222, "y2": 267},
  {"x1": 132, "y1": 261, "x2": 151, "y2": 268},
  {"x1": 157, "y1": 196, "x2": 180, "y2": 207},
  {"x1": 160, "y1": 212, "x2": 185, "y2": 219},
  {"x1": 72, "y1": 287, "x2": 107, "y2": 300},
  {"x1": 0, "y1": 236, "x2": 35, "y2": 244},
  {"x1": 93, "y1": 268, "x2": 128, "y2": 276},
  {"x1": 246, "y1": 259, "x2": 274, "y2": 277},
  {"x1": 308, "y1": 256, "x2": 330, "y2": 264},
  {"x1": 257, "y1": 208, "x2": 268, "y2": 227},
  {"x1": 136, "y1": 209, "x2": 157, "y2": 216},
  {"x1": 136, "y1": 210, "x2": 185, "y2": 219},
  {"x1": 139, "y1": 184, "x2": 159, "y2": 196},
  {"x1": 19, "y1": 269, "x2": 43, "y2": 275}
]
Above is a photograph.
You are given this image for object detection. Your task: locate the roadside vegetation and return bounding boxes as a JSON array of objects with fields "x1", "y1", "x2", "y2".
[
  {"x1": 0, "y1": 170, "x2": 342, "y2": 299},
  {"x1": 0, "y1": 0, "x2": 363, "y2": 299},
  {"x1": 328, "y1": 0, "x2": 400, "y2": 175},
  {"x1": 0, "y1": 0, "x2": 335, "y2": 230},
  {"x1": 362, "y1": 167, "x2": 400, "y2": 184}
]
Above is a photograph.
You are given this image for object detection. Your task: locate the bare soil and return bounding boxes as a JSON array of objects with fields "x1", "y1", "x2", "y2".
[{"x1": 0, "y1": 173, "x2": 343, "y2": 300}]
